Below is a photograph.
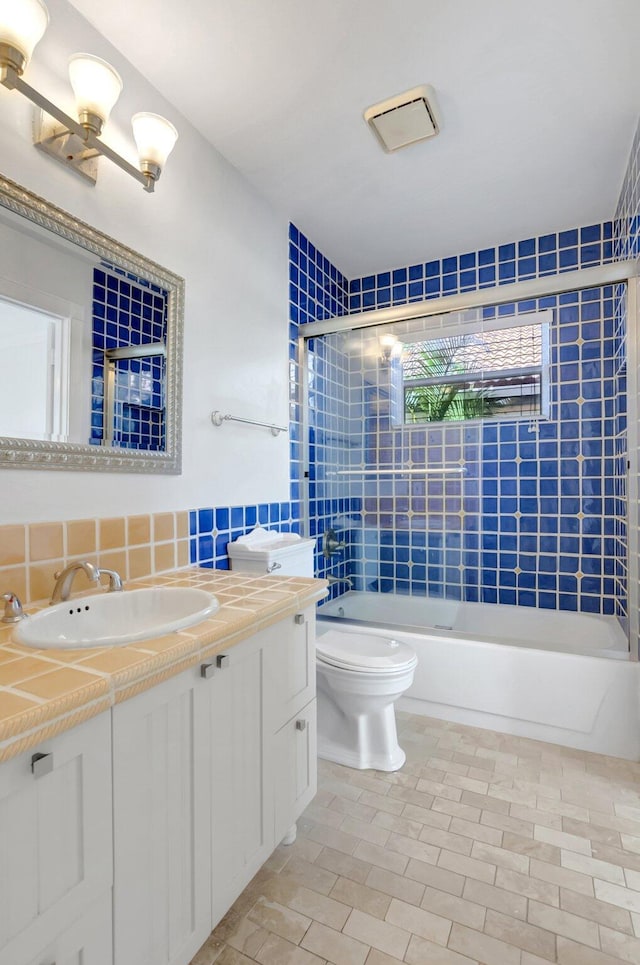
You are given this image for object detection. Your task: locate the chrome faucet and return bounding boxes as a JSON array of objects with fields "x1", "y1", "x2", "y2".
[
  {"x1": 2, "y1": 592, "x2": 26, "y2": 623},
  {"x1": 50, "y1": 561, "x2": 100, "y2": 605},
  {"x1": 327, "y1": 574, "x2": 353, "y2": 589},
  {"x1": 99, "y1": 568, "x2": 123, "y2": 592}
]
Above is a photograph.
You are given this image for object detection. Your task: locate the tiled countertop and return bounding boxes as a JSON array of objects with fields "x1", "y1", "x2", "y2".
[{"x1": 0, "y1": 567, "x2": 328, "y2": 763}]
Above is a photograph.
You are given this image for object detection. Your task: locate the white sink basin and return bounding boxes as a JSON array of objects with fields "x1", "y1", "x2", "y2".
[{"x1": 14, "y1": 587, "x2": 220, "y2": 650}]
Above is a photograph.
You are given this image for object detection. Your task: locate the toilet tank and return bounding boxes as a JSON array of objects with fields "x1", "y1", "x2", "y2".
[{"x1": 228, "y1": 526, "x2": 315, "y2": 577}]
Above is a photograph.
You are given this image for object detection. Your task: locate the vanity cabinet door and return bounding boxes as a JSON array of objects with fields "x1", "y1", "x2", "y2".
[
  {"x1": 208, "y1": 630, "x2": 274, "y2": 928},
  {"x1": 23, "y1": 893, "x2": 112, "y2": 965},
  {"x1": 0, "y1": 712, "x2": 112, "y2": 965},
  {"x1": 263, "y1": 606, "x2": 316, "y2": 732},
  {"x1": 112, "y1": 665, "x2": 212, "y2": 965},
  {"x1": 273, "y1": 699, "x2": 317, "y2": 846}
]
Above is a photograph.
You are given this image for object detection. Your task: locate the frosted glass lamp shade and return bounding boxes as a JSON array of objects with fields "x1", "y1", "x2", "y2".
[
  {"x1": 132, "y1": 112, "x2": 178, "y2": 170},
  {"x1": 0, "y1": 0, "x2": 49, "y2": 68},
  {"x1": 68, "y1": 54, "x2": 122, "y2": 126}
]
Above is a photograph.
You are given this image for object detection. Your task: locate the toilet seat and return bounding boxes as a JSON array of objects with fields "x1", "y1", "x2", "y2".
[{"x1": 317, "y1": 630, "x2": 417, "y2": 674}]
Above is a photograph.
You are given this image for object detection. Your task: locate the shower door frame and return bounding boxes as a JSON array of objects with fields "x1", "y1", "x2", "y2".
[{"x1": 298, "y1": 259, "x2": 640, "y2": 660}]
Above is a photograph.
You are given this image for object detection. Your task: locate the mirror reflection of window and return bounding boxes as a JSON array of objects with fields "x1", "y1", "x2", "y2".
[{"x1": 0, "y1": 297, "x2": 70, "y2": 441}]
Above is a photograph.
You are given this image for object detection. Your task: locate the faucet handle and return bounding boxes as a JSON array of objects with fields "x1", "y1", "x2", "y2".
[
  {"x1": 99, "y1": 568, "x2": 123, "y2": 592},
  {"x1": 2, "y1": 592, "x2": 26, "y2": 624}
]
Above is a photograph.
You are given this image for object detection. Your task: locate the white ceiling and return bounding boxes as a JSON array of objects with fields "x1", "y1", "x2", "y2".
[{"x1": 69, "y1": 0, "x2": 640, "y2": 277}]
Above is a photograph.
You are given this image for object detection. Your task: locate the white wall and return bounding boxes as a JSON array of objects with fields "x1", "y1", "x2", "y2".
[{"x1": 0, "y1": 0, "x2": 290, "y2": 524}]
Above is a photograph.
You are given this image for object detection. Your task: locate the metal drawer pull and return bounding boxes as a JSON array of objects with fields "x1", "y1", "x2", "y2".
[
  {"x1": 294, "y1": 613, "x2": 305, "y2": 625},
  {"x1": 200, "y1": 663, "x2": 215, "y2": 679},
  {"x1": 295, "y1": 719, "x2": 307, "y2": 731},
  {"x1": 31, "y1": 752, "x2": 53, "y2": 778},
  {"x1": 216, "y1": 654, "x2": 230, "y2": 668}
]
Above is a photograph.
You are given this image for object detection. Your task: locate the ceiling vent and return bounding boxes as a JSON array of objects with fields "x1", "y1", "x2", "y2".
[{"x1": 364, "y1": 85, "x2": 440, "y2": 153}]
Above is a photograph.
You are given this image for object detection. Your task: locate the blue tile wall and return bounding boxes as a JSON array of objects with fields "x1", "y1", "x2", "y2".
[
  {"x1": 293, "y1": 216, "x2": 629, "y2": 618},
  {"x1": 91, "y1": 263, "x2": 167, "y2": 451},
  {"x1": 189, "y1": 502, "x2": 300, "y2": 569}
]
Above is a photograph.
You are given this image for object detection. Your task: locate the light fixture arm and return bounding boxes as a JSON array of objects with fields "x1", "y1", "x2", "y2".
[{"x1": 1, "y1": 62, "x2": 155, "y2": 192}]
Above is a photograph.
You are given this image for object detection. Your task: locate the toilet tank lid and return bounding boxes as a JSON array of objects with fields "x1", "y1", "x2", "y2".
[
  {"x1": 228, "y1": 525, "x2": 315, "y2": 558},
  {"x1": 317, "y1": 629, "x2": 417, "y2": 671}
]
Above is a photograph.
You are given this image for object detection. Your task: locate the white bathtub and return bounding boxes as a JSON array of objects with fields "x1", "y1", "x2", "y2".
[{"x1": 318, "y1": 592, "x2": 640, "y2": 760}]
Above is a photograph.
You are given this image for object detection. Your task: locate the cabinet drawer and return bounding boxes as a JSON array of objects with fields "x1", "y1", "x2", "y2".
[
  {"x1": 21, "y1": 892, "x2": 112, "y2": 965},
  {"x1": 273, "y1": 698, "x2": 317, "y2": 845},
  {"x1": 0, "y1": 713, "x2": 112, "y2": 964},
  {"x1": 264, "y1": 606, "x2": 316, "y2": 731}
]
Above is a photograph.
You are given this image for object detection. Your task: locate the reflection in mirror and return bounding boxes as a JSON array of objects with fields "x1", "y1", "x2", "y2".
[{"x1": 0, "y1": 175, "x2": 183, "y2": 473}]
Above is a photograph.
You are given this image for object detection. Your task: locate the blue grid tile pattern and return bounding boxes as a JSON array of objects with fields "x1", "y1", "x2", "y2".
[
  {"x1": 294, "y1": 217, "x2": 628, "y2": 619},
  {"x1": 91, "y1": 264, "x2": 167, "y2": 451}
]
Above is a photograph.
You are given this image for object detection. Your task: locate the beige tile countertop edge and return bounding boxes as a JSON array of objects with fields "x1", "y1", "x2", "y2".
[{"x1": 0, "y1": 567, "x2": 328, "y2": 763}]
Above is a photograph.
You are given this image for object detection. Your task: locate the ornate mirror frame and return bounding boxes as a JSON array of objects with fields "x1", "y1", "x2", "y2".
[{"x1": 0, "y1": 174, "x2": 184, "y2": 473}]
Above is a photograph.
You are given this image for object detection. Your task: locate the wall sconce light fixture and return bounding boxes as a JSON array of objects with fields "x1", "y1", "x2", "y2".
[{"x1": 0, "y1": 0, "x2": 178, "y2": 192}]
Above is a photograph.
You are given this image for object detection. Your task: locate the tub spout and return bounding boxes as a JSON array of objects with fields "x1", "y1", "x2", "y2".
[{"x1": 327, "y1": 575, "x2": 353, "y2": 588}]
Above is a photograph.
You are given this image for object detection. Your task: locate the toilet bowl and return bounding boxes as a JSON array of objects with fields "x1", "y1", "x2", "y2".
[{"x1": 316, "y1": 629, "x2": 417, "y2": 772}]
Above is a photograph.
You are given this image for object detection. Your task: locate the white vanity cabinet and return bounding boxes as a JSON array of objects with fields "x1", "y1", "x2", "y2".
[
  {"x1": 112, "y1": 665, "x2": 212, "y2": 965},
  {"x1": 207, "y1": 631, "x2": 273, "y2": 927},
  {"x1": 0, "y1": 601, "x2": 319, "y2": 965},
  {"x1": 0, "y1": 712, "x2": 112, "y2": 965}
]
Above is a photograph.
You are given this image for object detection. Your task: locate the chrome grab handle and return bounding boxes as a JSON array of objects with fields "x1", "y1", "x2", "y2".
[
  {"x1": 31, "y1": 752, "x2": 53, "y2": 778},
  {"x1": 295, "y1": 719, "x2": 307, "y2": 732},
  {"x1": 2, "y1": 592, "x2": 25, "y2": 624},
  {"x1": 216, "y1": 654, "x2": 230, "y2": 669},
  {"x1": 200, "y1": 663, "x2": 215, "y2": 679},
  {"x1": 266, "y1": 562, "x2": 282, "y2": 573}
]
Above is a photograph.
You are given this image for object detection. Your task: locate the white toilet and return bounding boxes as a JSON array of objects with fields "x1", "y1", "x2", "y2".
[{"x1": 316, "y1": 629, "x2": 417, "y2": 771}]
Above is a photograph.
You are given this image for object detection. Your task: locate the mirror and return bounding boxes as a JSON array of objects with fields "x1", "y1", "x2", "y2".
[{"x1": 0, "y1": 174, "x2": 183, "y2": 473}]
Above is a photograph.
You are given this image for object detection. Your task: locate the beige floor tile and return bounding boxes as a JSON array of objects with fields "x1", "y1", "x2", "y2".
[
  {"x1": 594, "y1": 879, "x2": 640, "y2": 913},
  {"x1": 480, "y1": 809, "x2": 535, "y2": 837},
  {"x1": 620, "y1": 832, "x2": 640, "y2": 855},
  {"x1": 529, "y1": 857, "x2": 594, "y2": 896},
  {"x1": 306, "y1": 804, "x2": 344, "y2": 829},
  {"x1": 463, "y1": 791, "x2": 511, "y2": 816},
  {"x1": 534, "y1": 825, "x2": 593, "y2": 855},
  {"x1": 353, "y1": 840, "x2": 408, "y2": 876},
  {"x1": 365, "y1": 865, "x2": 425, "y2": 906},
  {"x1": 363, "y1": 950, "x2": 401, "y2": 965},
  {"x1": 448, "y1": 922, "x2": 520, "y2": 965},
  {"x1": 329, "y1": 876, "x2": 391, "y2": 920},
  {"x1": 433, "y1": 798, "x2": 482, "y2": 823},
  {"x1": 438, "y1": 848, "x2": 496, "y2": 884},
  {"x1": 402, "y1": 802, "x2": 452, "y2": 830},
  {"x1": 286, "y1": 885, "x2": 350, "y2": 931},
  {"x1": 314, "y1": 848, "x2": 373, "y2": 885},
  {"x1": 625, "y1": 868, "x2": 640, "y2": 891},
  {"x1": 421, "y1": 886, "x2": 486, "y2": 930},
  {"x1": 470, "y1": 840, "x2": 530, "y2": 874},
  {"x1": 560, "y1": 849, "x2": 626, "y2": 885},
  {"x1": 462, "y1": 878, "x2": 528, "y2": 921},
  {"x1": 560, "y1": 887, "x2": 634, "y2": 934},
  {"x1": 419, "y1": 825, "x2": 474, "y2": 856},
  {"x1": 632, "y1": 911, "x2": 640, "y2": 937},
  {"x1": 226, "y1": 917, "x2": 269, "y2": 957},
  {"x1": 598, "y1": 924, "x2": 640, "y2": 963},
  {"x1": 255, "y1": 933, "x2": 325, "y2": 965},
  {"x1": 563, "y1": 818, "x2": 621, "y2": 848},
  {"x1": 358, "y1": 790, "x2": 406, "y2": 815},
  {"x1": 405, "y1": 858, "x2": 465, "y2": 896},
  {"x1": 247, "y1": 898, "x2": 311, "y2": 944},
  {"x1": 385, "y1": 831, "x2": 439, "y2": 866},
  {"x1": 556, "y1": 935, "x2": 627, "y2": 965},
  {"x1": 340, "y1": 817, "x2": 390, "y2": 848},
  {"x1": 371, "y1": 810, "x2": 422, "y2": 839},
  {"x1": 215, "y1": 947, "x2": 255, "y2": 964},
  {"x1": 450, "y1": 817, "x2": 502, "y2": 846},
  {"x1": 304, "y1": 824, "x2": 361, "y2": 856},
  {"x1": 329, "y1": 796, "x2": 377, "y2": 823},
  {"x1": 301, "y1": 921, "x2": 369, "y2": 965},
  {"x1": 484, "y1": 908, "x2": 557, "y2": 960},
  {"x1": 280, "y1": 857, "x2": 340, "y2": 896},
  {"x1": 494, "y1": 867, "x2": 560, "y2": 906},
  {"x1": 385, "y1": 896, "x2": 452, "y2": 946},
  {"x1": 592, "y1": 843, "x2": 640, "y2": 873},
  {"x1": 510, "y1": 805, "x2": 564, "y2": 830},
  {"x1": 405, "y1": 934, "x2": 478, "y2": 965},
  {"x1": 343, "y1": 908, "x2": 410, "y2": 960},
  {"x1": 528, "y1": 899, "x2": 599, "y2": 948}
]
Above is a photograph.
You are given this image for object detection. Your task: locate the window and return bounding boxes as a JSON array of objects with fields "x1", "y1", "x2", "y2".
[{"x1": 400, "y1": 313, "x2": 550, "y2": 424}]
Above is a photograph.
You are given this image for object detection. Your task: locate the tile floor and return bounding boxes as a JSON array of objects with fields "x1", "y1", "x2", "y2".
[{"x1": 192, "y1": 713, "x2": 640, "y2": 964}]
